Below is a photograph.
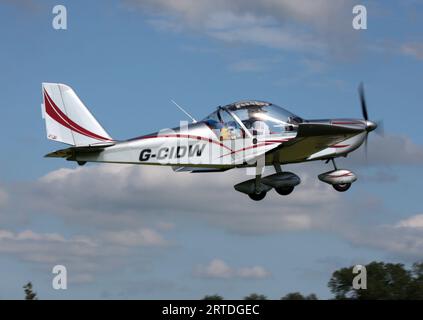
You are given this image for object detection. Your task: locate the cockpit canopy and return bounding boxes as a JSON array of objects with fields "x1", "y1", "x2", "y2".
[{"x1": 202, "y1": 100, "x2": 303, "y2": 140}]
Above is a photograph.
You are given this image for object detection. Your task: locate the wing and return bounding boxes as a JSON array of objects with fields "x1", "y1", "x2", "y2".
[{"x1": 172, "y1": 166, "x2": 232, "y2": 173}]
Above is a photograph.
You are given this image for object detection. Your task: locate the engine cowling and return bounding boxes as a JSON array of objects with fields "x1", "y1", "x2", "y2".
[{"x1": 318, "y1": 169, "x2": 357, "y2": 185}]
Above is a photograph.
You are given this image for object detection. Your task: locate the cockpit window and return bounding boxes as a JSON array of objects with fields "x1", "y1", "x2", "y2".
[{"x1": 203, "y1": 101, "x2": 302, "y2": 138}]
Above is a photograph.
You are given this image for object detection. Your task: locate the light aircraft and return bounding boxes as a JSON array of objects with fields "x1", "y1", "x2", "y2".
[{"x1": 41, "y1": 83, "x2": 379, "y2": 201}]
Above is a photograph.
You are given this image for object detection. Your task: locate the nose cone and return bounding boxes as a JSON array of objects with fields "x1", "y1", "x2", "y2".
[{"x1": 365, "y1": 120, "x2": 377, "y2": 132}]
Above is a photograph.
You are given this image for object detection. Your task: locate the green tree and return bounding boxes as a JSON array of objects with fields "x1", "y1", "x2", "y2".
[
  {"x1": 408, "y1": 262, "x2": 423, "y2": 299},
  {"x1": 281, "y1": 292, "x2": 318, "y2": 300},
  {"x1": 244, "y1": 293, "x2": 267, "y2": 300},
  {"x1": 23, "y1": 282, "x2": 37, "y2": 300},
  {"x1": 328, "y1": 261, "x2": 423, "y2": 300},
  {"x1": 202, "y1": 294, "x2": 224, "y2": 300}
]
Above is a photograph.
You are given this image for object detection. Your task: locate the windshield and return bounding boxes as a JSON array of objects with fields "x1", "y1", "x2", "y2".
[{"x1": 203, "y1": 101, "x2": 302, "y2": 139}]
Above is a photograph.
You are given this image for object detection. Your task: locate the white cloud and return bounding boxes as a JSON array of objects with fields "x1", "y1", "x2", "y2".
[
  {"x1": 12, "y1": 163, "x2": 346, "y2": 234},
  {"x1": 1, "y1": 132, "x2": 422, "y2": 283},
  {"x1": 125, "y1": 0, "x2": 351, "y2": 28},
  {"x1": 369, "y1": 40, "x2": 423, "y2": 62},
  {"x1": 103, "y1": 228, "x2": 169, "y2": 247},
  {"x1": 0, "y1": 229, "x2": 101, "y2": 282},
  {"x1": 0, "y1": 229, "x2": 65, "y2": 242},
  {"x1": 204, "y1": 12, "x2": 322, "y2": 52},
  {"x1": 0, "y1": 226, "x2": 169, "y2": 283},
  {"x1": 346, "y1": 134, "x2": 423, "y2": 166},
  {"x1": 237, "y1": 266, "x2": 271, "y2": 279},
  {"x1": 395, "y1": 214, "x2": 423, "y2": 229},
  {"x1": 195, "y1": 258, "x2": 270, "y2": 279},
  {"x1": 124, "y1": 0, "x2": 356, "y2": 55},
  {"x1": 343, "y1": 214, "x2": 423, "y2": 261},
  {"x1": 196, "y1": 259, "x2": 232, "y2": 278}
]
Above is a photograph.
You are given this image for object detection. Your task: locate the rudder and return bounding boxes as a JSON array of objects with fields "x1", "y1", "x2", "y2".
[{"x1": 41, "y1": 83, "x2": 113, "y2": 146}]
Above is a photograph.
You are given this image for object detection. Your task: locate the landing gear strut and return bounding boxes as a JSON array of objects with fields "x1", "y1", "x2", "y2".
[{"x1": 248, "y1": 161, "x2": 267, "y2": 201}]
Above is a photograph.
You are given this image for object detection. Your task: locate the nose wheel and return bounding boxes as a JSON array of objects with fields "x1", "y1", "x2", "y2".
[
  {"x1": 319, "y1": 158, "x2": 356, "y2": 193},
  {"x1": 332, "y1": 183, "x2": 351, "y2": 192}
]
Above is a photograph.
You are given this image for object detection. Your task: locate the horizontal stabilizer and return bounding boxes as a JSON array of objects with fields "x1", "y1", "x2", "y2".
[{"x1": 45, "y1": 142, "x2": 115, "y2": 159}]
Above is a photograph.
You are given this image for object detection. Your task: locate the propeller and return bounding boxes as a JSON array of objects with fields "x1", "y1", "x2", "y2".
[
  {"x1": 358, "y1": 83, "x2": 383, "y2": 159},
  {"x1": 359, "y1": 83, "x2": 369, "y2": 121}
]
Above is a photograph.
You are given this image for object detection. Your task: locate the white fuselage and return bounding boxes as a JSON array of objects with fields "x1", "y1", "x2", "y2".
[{"x1": 73, "y1": 121, "x2": 366, "y2": 168}]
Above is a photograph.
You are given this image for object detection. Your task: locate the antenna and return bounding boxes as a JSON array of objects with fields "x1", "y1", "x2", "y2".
[{"x1": 171, "y1": 99, "x2": 197, "y2": 123}]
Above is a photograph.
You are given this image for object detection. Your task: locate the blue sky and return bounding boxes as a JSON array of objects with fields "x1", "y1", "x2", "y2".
[{"x1": 0, "y1": 0, "x2": 423, "y2": 299}]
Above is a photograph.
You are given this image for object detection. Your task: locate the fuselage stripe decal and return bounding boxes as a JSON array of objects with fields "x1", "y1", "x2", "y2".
[
  {"x1": 137, "y1": 134, "x2": 233, "y2": 151},
  {"x1": 219, "y1": 139, "x2": 291, "y2": 158}
]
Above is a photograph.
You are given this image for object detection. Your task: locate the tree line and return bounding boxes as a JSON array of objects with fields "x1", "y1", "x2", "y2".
[
  {"x1": 203, "y1": 261, "x2": 423, "y2": 300},
  {"x1": 23, "y1": 261, "x2": 423, "y2": 300}
]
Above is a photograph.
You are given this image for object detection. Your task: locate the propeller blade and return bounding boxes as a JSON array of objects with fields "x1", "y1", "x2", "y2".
[{"x1": 359, "y1": 82, "x2": 368, "y2": 121}]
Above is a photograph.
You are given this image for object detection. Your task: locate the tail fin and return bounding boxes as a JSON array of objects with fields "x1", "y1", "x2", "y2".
[{"x1": 41, "y1": 83, "x2": 113, "y2": 146}]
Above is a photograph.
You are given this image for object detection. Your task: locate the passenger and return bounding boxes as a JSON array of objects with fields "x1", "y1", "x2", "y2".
[
  {"x1": 251, "y1": 120, "x2": 270, "y2": 136},
  {"x1": 247, "y1": 108, "x2": 270, "y2": 136}
]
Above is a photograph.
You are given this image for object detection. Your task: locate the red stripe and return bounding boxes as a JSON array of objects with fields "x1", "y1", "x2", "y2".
[
  {"x1": 261, "y1": 139, "x2": 290, "y2": 143},
  {"x1": 136, "y1": 135, "x2": 290, "y2": 156},
  {"x1": 44, "y1": 90, "x2": 105, "y2": 141},
  {"x1": 327, "y1": 172, "x2": 353, "y2": 178},
  {"x1": 219, "y1": 141, "x2": 282, "y2": 158},
  {"x1": 137, "y1": 134, "x2": 232, "y2": 151},
  {"x1": 330, "y1": 144, "x2": 350, "y2": 148},
  {"x1": 44, "y1": 90, "x2": 91, "y2": 139},
  {"x1": 44, "y1": 89, "x2": 112, "y2": 141},
  {"x1": 45, "y1": 90, "x2": 111, "y2": 141}
]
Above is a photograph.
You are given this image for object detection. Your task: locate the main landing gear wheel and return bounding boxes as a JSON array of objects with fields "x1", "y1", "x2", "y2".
[
  {"x1": 332, "y1": 183, "x2": 351, "y2": 192},
  {"x1": 248, "y1": 191, "x2": 267, "y2": 201},
  {"x1": 275, "y1": 186, "x2": 294, "y2": 196}
]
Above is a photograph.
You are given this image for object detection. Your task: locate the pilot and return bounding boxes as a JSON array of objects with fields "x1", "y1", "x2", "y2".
[
  {"x1": 220, "y1": 126, "x2": 231, "y2": 140},
  {"x1": 220, "y1": 121, "x2": 240, "y2": 140}
]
